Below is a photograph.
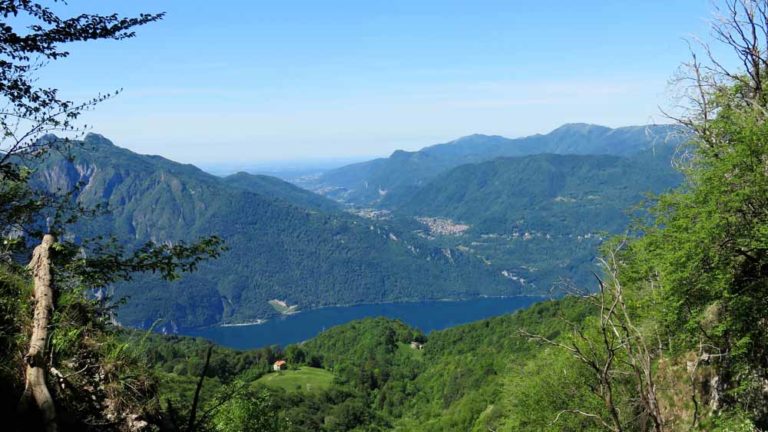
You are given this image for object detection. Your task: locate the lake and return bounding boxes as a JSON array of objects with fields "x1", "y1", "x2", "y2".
[{"x1": 182, "y1": 296, "x2": 544, "y2": 350}]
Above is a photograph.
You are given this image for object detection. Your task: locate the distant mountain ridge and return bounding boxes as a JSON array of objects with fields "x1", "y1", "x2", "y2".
[
  {"x1": 30, "y1": 134, "x2": 512, "y2": 330},
  {"x1": 304, "y1": 123, "x2": 686, "y2": 206}
]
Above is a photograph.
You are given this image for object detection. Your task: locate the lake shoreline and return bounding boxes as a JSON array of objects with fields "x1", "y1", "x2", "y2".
[
  {"x1": 214, "y1": 293, "x2": 552, "y2": 329},
  {"x1": 183, "y1": 296, "x2": 547, "y2": 350},
  {"x1": 219, "y1": 319, "x2": 267, "y2": 327}
]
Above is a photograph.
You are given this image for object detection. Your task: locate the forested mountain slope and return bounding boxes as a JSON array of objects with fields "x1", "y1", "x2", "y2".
[
  {"x1": 223, "y1": 171, "x2": 341, "y2": 213},
  {"x1": 29, "y1": 134, "x2": 511, "y2": 329},
  {"x1": 308, "y1": 124, "x2": 685, "y2": 206},
  {"x1": 378, "y1": 146, "x2": 683, "y2": 293},
  {"x1": 394, "y1": 147, "x2": 683, "y2": 234}
]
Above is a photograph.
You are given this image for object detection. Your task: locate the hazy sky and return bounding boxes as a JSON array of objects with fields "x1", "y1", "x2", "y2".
[{"x1": 38, "y1": 0, "x2": 715, "y2": 164}]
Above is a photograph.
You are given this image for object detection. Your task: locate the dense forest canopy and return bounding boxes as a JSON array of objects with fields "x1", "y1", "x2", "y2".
[{"x1": 0, "y1": 2, "x2": 223, "y2": 430}]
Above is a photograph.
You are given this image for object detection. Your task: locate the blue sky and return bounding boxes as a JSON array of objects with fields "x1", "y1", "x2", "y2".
[{"x1": 38, "y1": 0, "x2": 714, "y2": 164}]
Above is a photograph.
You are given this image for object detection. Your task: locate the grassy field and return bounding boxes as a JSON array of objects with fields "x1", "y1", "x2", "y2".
[{"x1": 255, "y1": 367, "x2": 334, "y2": 392}]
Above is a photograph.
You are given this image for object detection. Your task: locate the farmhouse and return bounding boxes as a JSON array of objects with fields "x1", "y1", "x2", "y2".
[{"x1": 273, "y1": 360, "x2": 287, "y2": 371}]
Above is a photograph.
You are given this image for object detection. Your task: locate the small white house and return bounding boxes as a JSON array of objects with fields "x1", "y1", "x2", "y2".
[{"x1": 273, "y1": 360, "x2": 287, "y2": 371}]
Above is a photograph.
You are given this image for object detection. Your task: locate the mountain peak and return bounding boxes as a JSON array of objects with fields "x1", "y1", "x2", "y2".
[
  {"x1": 83, "y1": 133, "x2": 116, "y2": 147},
  {"x1": 454, "y1": 133, "x2": 493, "y2": 140},
  {"x1": 548, "y1": 123, "x2": 612, "y2": 136},
  {"x1": 450, "y1": 133, "x2": 504, "y2": 144}
]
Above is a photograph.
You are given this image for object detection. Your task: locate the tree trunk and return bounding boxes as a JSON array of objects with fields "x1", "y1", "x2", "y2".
[{"x1": 18, "y1": 234, "x2": 57, "y2": 432}]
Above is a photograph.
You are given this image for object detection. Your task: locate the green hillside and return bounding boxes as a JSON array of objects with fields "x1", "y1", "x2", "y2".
[
  {"x1": 396, "y1": 148, "x2": 682, "y2": 234},
  {"x1": 308, "y1": 124, "x2": 686, "y2": 206},
  {"x1": 30, "y1": 134, "x2": 511, "y2": 329}
]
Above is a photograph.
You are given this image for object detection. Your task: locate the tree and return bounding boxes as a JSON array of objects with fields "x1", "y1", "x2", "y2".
[
  {"x1": 0, "y1": 2, "x2": 163, "y2": 244},
  {"x1": 0, "y1": 1, "x2": 225, "y2": 305},
  {"x1": 0, "y1": 2, "x2": 224, "y2": 430},
  {"x1": 523, "y1": 1, "x2": 768, "y2": 429},
  {"x1": 651, "y1": 0, "x2": 768, "y2": 424},
  {"x1": 0, "y1": 1, "x2": 162, "y2": 171},
  {"x1": 285, "y1": 345, "x2": 307, "y2": 365},
  {"x1": 522, "y1": 243, "x2": 664, "y2": 432},
  {"x1": 609, "y1": 0, "x2": 768, "y2": 427},
  {"x1": 17, "y1": 234, "x2": 56, "y2": 432},
  {"x1": 211, "y1": 388, "x2": 288, "y2": 432}
]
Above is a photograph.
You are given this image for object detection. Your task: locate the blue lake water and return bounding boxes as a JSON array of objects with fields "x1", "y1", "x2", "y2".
[{"x1": 182, "y1": 296, "x2": 544, "y2": 350}]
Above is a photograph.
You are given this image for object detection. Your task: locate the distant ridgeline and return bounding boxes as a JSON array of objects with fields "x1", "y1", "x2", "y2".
[
  {"x1": 29, "y1": 124, "x2": 687, "y2": 330},
  {"x1": 303, "y1": 123, "x2": 686, "y2": 206}
]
